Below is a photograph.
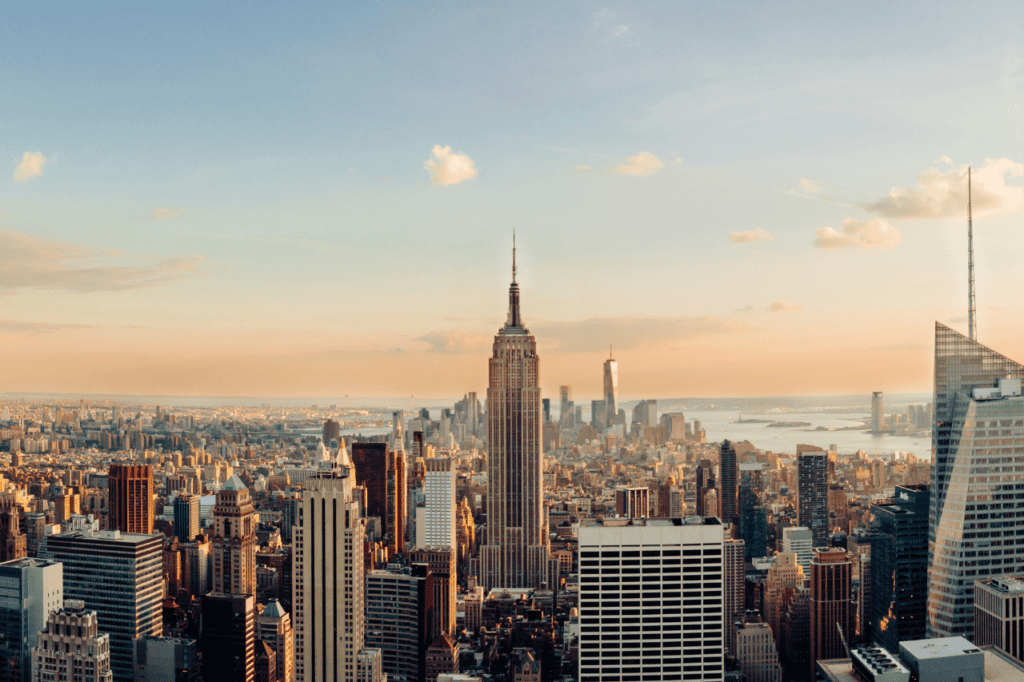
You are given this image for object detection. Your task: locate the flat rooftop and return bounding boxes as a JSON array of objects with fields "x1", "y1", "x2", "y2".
[{"x1": 900, "y1": 636, "x2": 981, "y2": 660}]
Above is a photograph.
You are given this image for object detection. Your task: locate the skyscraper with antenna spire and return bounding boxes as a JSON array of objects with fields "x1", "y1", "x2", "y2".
[
  {"x1": 603, "y1": 345, "x2": 618, "y2": 429},
  {"x1": 479, "y1": 237, "x2": 549, "y2": 589},
  {"x1": 968, "y1": 165, "x2": 977, "y2": 341}
]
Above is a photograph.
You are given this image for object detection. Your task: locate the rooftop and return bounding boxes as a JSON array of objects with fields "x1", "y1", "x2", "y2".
[{"x1": 899, "y1": 636, "x2": 981, "y2": 660}]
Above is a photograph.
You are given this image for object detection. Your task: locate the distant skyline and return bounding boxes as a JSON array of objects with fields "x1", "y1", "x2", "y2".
[{"x1": 4, "y1": 2, "x2": 1024, "y2": 398}]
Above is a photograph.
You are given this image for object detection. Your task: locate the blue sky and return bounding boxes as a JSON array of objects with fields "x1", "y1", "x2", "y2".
[{"x1": 3, "y1": 2, "x2": 1024, "y2": 397}]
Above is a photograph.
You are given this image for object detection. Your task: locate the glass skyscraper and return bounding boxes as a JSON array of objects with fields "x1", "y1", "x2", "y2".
[
  {"x1": 870, "y1": 484, "x2": 929, "y2": 653},
  {"x1": 927, "y1": 322, "x2": 1024, "y2": 639}
]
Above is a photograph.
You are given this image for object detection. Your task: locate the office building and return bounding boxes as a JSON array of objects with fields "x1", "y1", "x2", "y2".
[
  {"x1": 479, "y1": 259, "x2": 549, "y2": 590},
  {"x1": 928, "y1": 322, "x2": 1024, "y2": 639},
  {"x1": 418, "y1": 458, "x2": 456, "y2": 550},
  {"x1": 631, "y1": 400, "x2": 657, "y2": 428},
  {"x1": 364, "y1": 562, "x2": 431, "y2": 682},
  {"x1": 725, "y1": 535, "x2": 745, "y2": 657},
  {"x1": 410, "y1": 548, "x2": 455, "y2": 641},
  {"x1": 212, "y1": 474, "x2": 257, "y2": 596},
  {"x1": 898, "y1": 637, "x2": 984, "y2": 682},
  {"x1": 323, "y1": 419, "x2": 341, "y2": 445},
  {"x1": 613, "y1": 486, "x2": 649, "y2": 520},
  {"x1": 355, "y1": 649, "x2": 385, "y2": 682},
  {"x1": 764, "y1": 552, "x2": 804, "y2": 649},
  {"x1": 870, "y1": 485, "x2": 929, "y2": 653},
  {"x1": 173, "y1": 494, "x2": 201, "y2": 544},
  {"x1": 351, "y1": 443, "x2": 406, "y2": 557},
  {"x1": 257, "y1": 599, "x2": 294, "y2": 682},
  {"x1": 736, "y1": 618, "x2": 784, "y2": 682},
  {"x1": 871, "y1": 392, "x2": 885, "y2": 433},
  {"x1": 695, "y1": 459, "x2": 715, "y2": 517},
  {"x1": 42, "y1": 530, "x2": 163, "y2": 682},
  {"x1": 201, "y1": 593, "x2": 255, "y2": 682},
  {"x1": 809, "y1": 548, "x2": 853, "y2": 678},
  {"x1": 293, "y1": 469, "x2": 369, "y2": 682},
  {"x1": 797, "y1": 447, "x2": 829, "y2": 548},
  {"x1": 0, "y1": 501, "x2": 26, "y2": 564},
  {"x1": 133, "y1": 637, "x2": 198, "y2": 682},
  {"x1": 782, "y1": 527, "x2": 814, "y2": 577},
  {"x1": 107, "y1": 464, "x2": 153, "y2": 535},
  {"x1": 719, "y1": 440, "x2": 738, "y2": 528},
  {"x1": 590, "y1": 400, "x2": 606, "y2": 431},
  {"x1": 559, "y1": 386, "x2": 573, "y2": 429},
  {"x1": 0, "y1": 558, "x2": 63, "y2": 682},
  {"x1": 182, "y1": 538, "x2": 211, "y2": 600},
  {"x1": 603, "y1": 350, "x2": 618, "y2": 428},
  {"x1": 577, "y1": 517, "x2": 725, "y2": 682},
  {"x1": 30, "y1": 601, "x2": 112, "y2": 682},
  {"x1": 974, "y1": 575, "x2": 1024, "y2": 664}
]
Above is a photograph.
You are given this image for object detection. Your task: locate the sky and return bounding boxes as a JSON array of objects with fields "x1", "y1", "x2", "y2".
[{"x1": 3, "y1": 1, "x2": 1024, "y2": 401}]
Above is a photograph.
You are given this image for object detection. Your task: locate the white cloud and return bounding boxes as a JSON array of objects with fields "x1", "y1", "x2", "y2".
[
  {"x1": 14, "y1": 152, "x2": 46, "y2": 183},
  {"x1": 610, "y1": 24, "x2": 629, "y2": 38},
  {"x1": 799, "y1": 178, "x2": 819, "y2": 192},
  {"x1": 813, "y1": 218, "x2": 902, "y2": 250},
  {"x1": 729, "y1": 228, "x2": 772, "y2": 244},
  {"x1": 864, "y1": 157, "x2": 1024, "y2": 219},
  {"x1": 424, "y1": 145, "x2": 477, "y2": 186},
  {"x1": 768, "y1": 300, "x2": 802, "y2": 313},
  {"x1": 615, "y1": 152, "x2": 664, "y2": 177},
  {"x1": 416, "y1": 330, "x2": 489, "y2": 353}
]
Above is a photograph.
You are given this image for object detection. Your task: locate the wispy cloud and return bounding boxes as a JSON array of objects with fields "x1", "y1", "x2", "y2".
[
  {"x1": 416, "y1": 330, "x2": 490, "y2": 354},
  {"x1": 734, "y1": 305, "x2": 756, "y2": 314},
  {"x1": 799, "y1": 178, "x2": 820, "y2": 192},
  {"x1": 615, "y1": 152, "x2": 664, "y2": 177},
  {"x1": 534, "y1": 316, "x2": 749, "y2": 353},
  {"x1": 813, "y1": 218, "x2": 902, "y2": 250},
  {"x1": 575, "y1": 165, "x2": 592, "y2": 172},
  {"x1": 729, "y1": 228, "x2": 772, "y2": 244},
  {"x1": 0, "y1": 230, "x2": 204, "y2": 293},
  {"x1": 768, "y1": 300, "x2": 801, "y2": 313},
  {"x1": 424, "y1": 145, "x2": 477, "y2": 186},
  {"x1": 0, "y1": 319, "x2": 92, "y2": 335},
  {"x1": 134, "y1": 208, "x2": 187, "y2": 221},
  {"x1": 864, "y1": 157, "x2": 1024, "y2": 219},
  {"x1": 14, "y1": 152, "x2": 46, "y2": 183}
]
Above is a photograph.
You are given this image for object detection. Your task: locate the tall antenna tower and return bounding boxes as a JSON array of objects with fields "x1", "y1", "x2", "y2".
[{"x1": 968, "y1": 166, "x2": 976, "y2": 341}]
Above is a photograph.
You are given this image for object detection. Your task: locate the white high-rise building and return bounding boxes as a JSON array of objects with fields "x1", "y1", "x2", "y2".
[
  {"x1": 782, "y1": 526, "x2": 813, "y2": 577},
  {"x1": 417, "y1": 458, "x2": 456, "y2": 550},
  {"x1": 736, "y1": 619, "x2": 783, "y2": 682},
  {"x1": 293, "y1": 465, "x2": 371, "y2": 682},
  {"x1": 577, "y1": 517, "x2": 725, "y2": 682},
  {"x1": 31, "y1": 600, "x2": 113, "y2": 682}
]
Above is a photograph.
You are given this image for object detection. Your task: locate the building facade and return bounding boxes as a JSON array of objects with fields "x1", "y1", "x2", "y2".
[
  {"x1": 809, "y1": 548, "x2": 853, "y2": 678},
  {"x1": 212, "y1": 474, "x2": 258, "y2": 596},
  {"x1": 293, "y1": 470, "x2": 368, "y2": 682},
  {"x1": 364, "y1": 563, "x2": 431, "y2": 682},
  {"x1": 480, "y1": 266, "x2": 549, "y2": 590},
  {"x1": 201, "y1": 593, "x2": 255, "y2": 682},
  {"x1": 107, "y1": 464, "x2": 154, "y2": 535},
  {"x1": 797, "y1": 449, "x2": 829, "y2": 548},
  {"x1": 870, "y1": 484, "x2": 929, "y2": 653},
  {"x1": 42, "y1": 530, "x2": 163, "y2": 682},
  {"x1": 30, "y1": 601, "x2": 112, "y2": 682},
  {"x1": 577, "y1": 518, "x2": 725, "y2": 682},
  {"x1": 419, "y1": 459, "x2": 456, "y2": 550},
  {"x1": 0, "y1": 558, "x2": 63, "y2": 682},
  {"x1": 928, "y1": 323, "x2": 1024, "y2": 639}
]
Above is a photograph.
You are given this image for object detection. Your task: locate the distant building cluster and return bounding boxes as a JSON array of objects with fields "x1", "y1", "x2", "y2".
[{"x1": 0, "y1": 268, "x2": 1021, "y2": 682}]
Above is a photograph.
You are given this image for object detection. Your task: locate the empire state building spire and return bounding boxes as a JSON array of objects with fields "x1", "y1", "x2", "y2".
[{"x1": 506, "y1": 232, "x2": 523, "y2": 329}]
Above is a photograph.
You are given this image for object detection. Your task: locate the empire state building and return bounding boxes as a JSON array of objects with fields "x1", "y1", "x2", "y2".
[{"x1": 480, "y1": 247, "x2": 549, "y2": 589}]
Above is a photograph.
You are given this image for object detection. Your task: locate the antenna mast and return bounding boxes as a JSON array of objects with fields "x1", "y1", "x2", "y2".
[
  {"x1": 968, "y1": 166, "x2": 976, "y2": 341},
  {"x1": 512, "y1": 230, "x2": 517, "y2": 283}
]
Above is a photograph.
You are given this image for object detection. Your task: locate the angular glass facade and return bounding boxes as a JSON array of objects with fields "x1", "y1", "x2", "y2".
[
  {"x1": 928, "y1": 322, "x2": 1024, "y2": 639},
  {"x1": 870, "y1": 484, "x2": 929, "y2": 653}
]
